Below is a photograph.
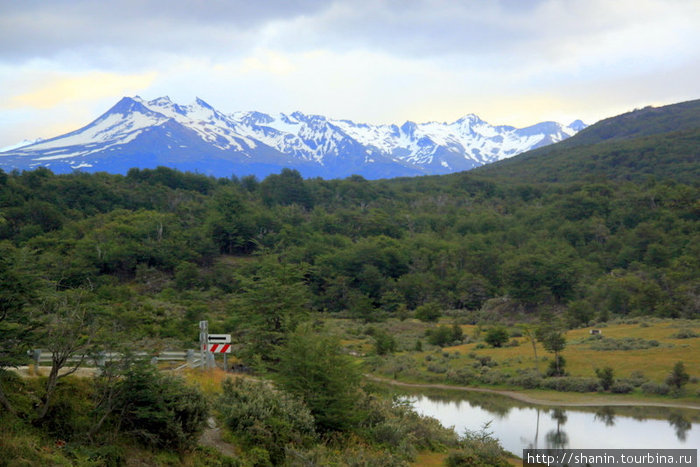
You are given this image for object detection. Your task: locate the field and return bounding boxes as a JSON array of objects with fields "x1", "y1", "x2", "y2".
[{"x1": 328, "y1": 317, "x2": 700, "y2": 401}]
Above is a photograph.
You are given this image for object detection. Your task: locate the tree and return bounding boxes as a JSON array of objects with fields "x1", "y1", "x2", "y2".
[
  {"x1": 231, "y1": 262, "x2": 310, "y2": 363},
  {"x1": 519, "y1": 324, "x2": 540, "y2": 374},
  {"x1": 35, "y1": 289, "x2": 99, "y2": 421},
  {"x1": 595, "y1": 367, "x2": 615, "y2": 391},
  {"x1": 373, "y1": 329, "x2": 397, "y2": 355},
  {"x1": 276, "y1": 326, "x2": 363, "y2": 433},
  {"x1": 484, "y1": 327, "x2": 509, "y2": 348},
  {"x1": 666, "y1": 361, "x2": 690, "y2": 392},
  {"x1": 537, "y1": 325, "x2": 566, "y2": 376},
  {"x1": 260, "y1": 168, "x2": 313, "y2": 209},
  {"x1": 0, "y1": 242, "x2": 40, "y2": 415}
]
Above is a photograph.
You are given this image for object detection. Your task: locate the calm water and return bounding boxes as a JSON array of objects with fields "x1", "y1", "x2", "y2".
[{"x1": 407, "y1": 391, "x2": 700, "y2": 455}]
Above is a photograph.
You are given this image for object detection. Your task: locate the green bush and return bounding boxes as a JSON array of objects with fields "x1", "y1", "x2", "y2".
[
  {"x1": 414, "y1": 302, "x2": 441, "y2": 322},
  {"x1": 595, "y1": 367, "x2": 614, "y2": 391},
  {"x1": 219, "y1": 377, "x2": 315, "y2": 465},
  {"x1": 39, "y1": 377, "x2": 94, "y2": 440},
  {"x1": 508, "y1": 370, "x2": 543, "y2": 389},
  {"x1": 666, "y1": 361, "x2": 690, "y2": 391},
  {"x1": 588, "y1": 337, "x2": 662, "y2": 351},
  {"x1": 445, "y1": 425, "x2": 510, "y2": 467},
  {"x1": 373, "y1": 329, "x2": 397, "y2": 355},
  {"x1": 446, "y1": 368, "x2": 477, "y2": 385},
  {"x1": 610, "y1": 381, "x2": 634, "y2": 394},
  {"x1": 670, "y1": 328, "x2": 699, "y2": 339},
  {"x1": 484, "y1": 327, "x2": 509, "y2": 348},
  {"x1": 541, "y1": 377, "x2": 599, "y2": 392},
  {"x1": 641, "y1": 381, "x2": 671, "y2": 395},
  {"x1": 426, "y1": 364, "x2": 447, "y2": 374},
  {"x1": 276, "y1": 328, "x2": 364, "y2": 433},
  {"x1": 113, "y1": 364, "x2": 209, "y2": 451},
  {"x1": 545, "y1": 355, "x2": 567, "y2": 377},
  {"x1": 626, "y1": 371, "x2": 649, "y2": 387}
]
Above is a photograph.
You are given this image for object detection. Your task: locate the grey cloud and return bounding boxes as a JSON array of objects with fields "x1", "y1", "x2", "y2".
[{"x1": 0, "y1": 0, "x2": 331, "y2": 62}]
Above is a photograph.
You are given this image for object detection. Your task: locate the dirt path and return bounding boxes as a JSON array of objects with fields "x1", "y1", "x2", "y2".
[
  {"x1": 366, "y1": 375, "x2": 700, "y2": 410},
  {"x1": 198, "y1": 417, "x2": 238, "y2": 458}
]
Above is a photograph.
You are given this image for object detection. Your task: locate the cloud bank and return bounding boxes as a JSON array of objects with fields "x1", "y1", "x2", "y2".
[{"x1": 1, "y1": 0, "x2": 698, "y2": 146}]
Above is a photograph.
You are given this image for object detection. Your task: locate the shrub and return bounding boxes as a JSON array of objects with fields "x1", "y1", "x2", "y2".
[
  {"x1": 640, "y1": 381, "x2": 670, "y2": 395},
  {"x1": 415, "y1": 302, "x2": 441, "y2": 322},
  {"x1": 541, "y1": 377, "x2": 599, "y2": 392},
  {"x1": 373, "y1": 329, "x2": 397, "y2": 355},
  {"x1": 666, "y1": 361, "x2": 690, "y2": 391},
  {"x1": 610, "y1": 381, "x2": 634, "y2": 394},
  {"x1": 626, "y1": 371, "x2": 648, "y2": 387},
  {"x1": 114, "y1": 364, "x2": 209, "y2": 450},
  {"x1": 595, "y1": 367, "x2": 614, "y2": 391},
  {"x1": 427, "y1": 364, "x2": 447, "y2": 374},
  {"x1": 40, "y1": 377, "x2": 94, "y2": 440},
  {"x1": 446, "y1": 368, "x2": 477, "y2": 385},
  {"x1": 361, "y1": 396, "x2": 458, "y2": 458},
  {"x1": 276, "y1": 328, "x2": 364, "y2": 433},
  {"x1": 588, "y1": 337, "x2": 662, "y2": 351},
  {"x1": 508, "y1": 370, "x2": 543, "y2": 389},
  {"x1": 545, "y1": 355, "x2": 567, "y2": 377},
  {"x1": 219, "y1": 377, "x2": 315, "y2": 465},
  {"x1": 473, "y1": 356, "x2": 497, "y2": 368},
  {"x1": 426, "y1": 325, "x2": 463, "y2": 347},
  {"x1": 478, "y1": 369, "x2": 507, "y2": 385},
  {"x1": 445, "y1": 425, "x2": 510, "y2": 467},
  {"x1": 670, "y1": 329, "x2": 699, "y2": 339},
  {"x1": 484, "y1": 327, "x2": 509, "y2": 348}
]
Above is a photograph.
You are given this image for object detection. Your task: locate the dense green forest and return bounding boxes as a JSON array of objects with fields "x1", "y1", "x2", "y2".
[
  {"x1": 0, "y1": 104, "x2": 698, "y2": 464},
  {"x1": 1, "y1": 144, "x2": 698, "y2": 348}
]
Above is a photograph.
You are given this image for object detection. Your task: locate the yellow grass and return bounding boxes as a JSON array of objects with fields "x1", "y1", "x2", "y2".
[
  {"x1": 412, "y1": 451, "x2": 447, "y2": 466},
  {"x1": 411, "y1": 451, "x2": 521, "y2": 466},
  {"x1": 181, "y1": 367, "x2": 233, "y2": 395},
  {"x1": 443, "y1": 321, "x2": 700, "y2": 392}
]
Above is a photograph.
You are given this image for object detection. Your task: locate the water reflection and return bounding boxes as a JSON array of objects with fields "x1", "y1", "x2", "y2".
[
  {"x1": 545, "y1": 408, "x2": 569, "y2": 449},
  {"x1": 594, "y1": 406, "x2": 616, "y2": 426},
  {"x1": 403, "y1": 389, "x2": 700, "y2": 455},
  {"x1": 668, "y1": 413, "x2": 692, "y2": 442}
]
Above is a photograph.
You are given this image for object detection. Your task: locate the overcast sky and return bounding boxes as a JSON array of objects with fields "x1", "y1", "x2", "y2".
[{"x1": 1, "y1": 0, "x2": 699, "y2": 147}]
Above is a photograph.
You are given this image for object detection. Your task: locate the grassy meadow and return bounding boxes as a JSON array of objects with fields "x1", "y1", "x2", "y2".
[{"x1": 329, "y1": 317, "x2": 700, "y2": 402}]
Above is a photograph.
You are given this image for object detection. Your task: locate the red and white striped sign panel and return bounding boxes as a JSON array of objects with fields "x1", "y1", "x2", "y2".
[{"x1": 208, "y1": 343, "x2": 232, "y2": 353}]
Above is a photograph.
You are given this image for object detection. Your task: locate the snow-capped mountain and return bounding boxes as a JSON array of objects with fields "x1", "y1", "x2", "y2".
[{"x1": 0, "y1": 96, "x2": 585, "y2": 179}]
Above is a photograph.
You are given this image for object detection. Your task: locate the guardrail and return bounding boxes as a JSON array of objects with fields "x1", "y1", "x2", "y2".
[{"x1": 26, "y1": 349, "x2": 204, "y2": 368}]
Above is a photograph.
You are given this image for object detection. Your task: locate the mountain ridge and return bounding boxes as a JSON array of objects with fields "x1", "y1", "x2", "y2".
[
  {"x1": 474, "y1": 98, "x2": 700, "y2": 184},
  {"x1": 0, "y1": 96, "x2": 584, "y2": 179}
]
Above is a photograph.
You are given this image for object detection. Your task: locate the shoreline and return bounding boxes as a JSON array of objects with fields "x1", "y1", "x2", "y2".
[{"x1": 365, "y1": 374, "x2": 700, "y2": 410}]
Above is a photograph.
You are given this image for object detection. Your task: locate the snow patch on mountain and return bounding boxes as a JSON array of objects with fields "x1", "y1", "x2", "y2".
[{"x1": 0, "y1": 96, "x2": 586, "y2": 179}]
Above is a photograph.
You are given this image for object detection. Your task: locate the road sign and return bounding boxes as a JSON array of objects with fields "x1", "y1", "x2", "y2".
[
  {"x1": 208, "y1": 334, "x2": 231, "y2": 343},
  {"x1": 208, "y1": 343, "x2": 232, "y2": 353}
]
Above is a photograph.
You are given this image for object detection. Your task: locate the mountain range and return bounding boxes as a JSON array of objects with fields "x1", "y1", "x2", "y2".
[{"x1": 0, "y1": 96, "x2": 585, "y2": 179}]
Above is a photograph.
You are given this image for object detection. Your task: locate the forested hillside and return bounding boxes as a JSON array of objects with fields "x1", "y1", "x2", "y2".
[
  {"x1": 477, "y1": 99, "x2": 700, "y2": 184},
  {"x1": 1, "y1": 107, "x2": 698, "y2": 463},
  {"x1": 1, "y1": 159, "x2": 697, "y2": 350}
]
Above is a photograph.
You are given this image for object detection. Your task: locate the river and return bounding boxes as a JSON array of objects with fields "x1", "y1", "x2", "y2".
[{"x1": 405, "y1": 389, "x2": 700, "y2": 455}]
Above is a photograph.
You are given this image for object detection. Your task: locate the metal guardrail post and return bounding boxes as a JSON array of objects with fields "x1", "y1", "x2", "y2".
[{"x1": 32, "y1": 349, "x2": 41, "y2": 365}]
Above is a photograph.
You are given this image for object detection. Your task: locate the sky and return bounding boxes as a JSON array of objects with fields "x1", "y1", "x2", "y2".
[{"x1": 1, "y1": 0, "x2": 699, "y2": 148}]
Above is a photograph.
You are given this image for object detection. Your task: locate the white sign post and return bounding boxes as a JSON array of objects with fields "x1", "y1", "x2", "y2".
[
  {"x1": 199, "y1": 320, "x2": 209, "y2": 370},
  {"x1": 207, "y1": 334, "x2": 232, "y2": 370}
]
